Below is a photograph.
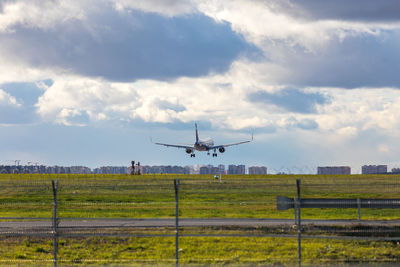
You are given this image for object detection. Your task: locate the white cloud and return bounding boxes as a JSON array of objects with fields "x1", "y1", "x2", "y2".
[
  {"x1": 315, "y1": 88, "x2": 400, "y2": 134},
  {"x1": 34, "y1": 69, "x2": 321, "y2": 132},
  {"x1": 0, "y1": 0, "x2": 88, "y2": 32},
  {"x1": 0, "y1": 89, "x2": 21, "y2": 107},
  {"x1": 1, "y1": 0, "x2": 399, "y2": 88},
  {"x1": 0, "y1": 60, "x2": 49, "y2": 84},
  {"x1": 1, "y1": 0, "x2": 395, "y2": 51},
  {"x1": 33, "y1": 66, "x2": 400, "y2": 152},
  {"x1": 336, "y1": 126, "x2": 358, "y2": 138},
  {"x1": 378, "y1": 144, "x2": 390, "y2": 154},
  {"x1": 3, "y1": 0, "x2": 400, "y2": 169},
  {"x1": 0, "y1": 1, "x2": 251, "y2": 83},
  {"x1": 111, "y1": 0, "x2": 195, "y2": 16},
  {"x1": 36, "y1": 77, "x2": 140, "y2": 125},
  {"x1": 195, "y1": 0, "x2": 400, "y2": 52},
  {"x1": 2, "y1": 0, "x2": 398, "y2": 138}
]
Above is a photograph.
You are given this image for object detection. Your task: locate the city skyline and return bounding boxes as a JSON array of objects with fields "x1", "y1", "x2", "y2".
[
  {"x1": 2, "y1": 162, "x2": 400, "y2": 175},
  {"x1": 0, "y1": 163, "x2": 256, "y2": 175}
]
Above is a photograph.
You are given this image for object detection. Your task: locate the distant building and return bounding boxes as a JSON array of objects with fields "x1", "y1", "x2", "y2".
[
  {"x1": 218, "y1": 164, "x2": 226, "y2": 175},
  {"x1": 46, "y1": 166, "x2": 66, "y2": 174},
  {"x1": 362, "y1": 165, "x2": 387, "y2": 174},
  {"x1": 248, "y1": 166, "x2": 267, "y2": 175},
  {"x1": 199, "y1": 166, "x2": 210, "y2": 174},
  {"x1": 391, "y1": 168, "x2": 400, "y2": 174},
  {"x1": 93, "y1": 166, "x2": 128, "y2": 174},
  {"x1": 228, "y1": 165, "x2": 246, "y2": 175},
  {"x1": 141, "y1": 165, "x2": 190, "y2": 174},
  {"x1": 184, "y1": 166, "x2": 195, "y2": 174},
  {"x1": 69, "y1": 166, "x2": 92, "y2": 174},
  {"x1": 200, "y1": 165, "x2": 223, "y2": 175},
  {"x1": 317, "y1": 166, "x2": 351, "y2": 175}
]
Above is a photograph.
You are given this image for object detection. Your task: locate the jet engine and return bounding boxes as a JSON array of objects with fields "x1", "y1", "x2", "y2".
[
  {"x1": 186, "y1": 148, "x2": 193, "y2": 154},
  {"x1": 219, "y1": 147, "x2": 225, "y2": 153}
]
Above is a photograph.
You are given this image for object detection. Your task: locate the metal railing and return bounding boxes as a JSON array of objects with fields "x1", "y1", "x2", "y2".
[{"x1": 277, "y1": 179, "x2": 400, "y2": 267}]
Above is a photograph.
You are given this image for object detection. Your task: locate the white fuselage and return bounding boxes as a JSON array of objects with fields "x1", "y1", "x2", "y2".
[{"x1": 194, "y1": 139, "x2": 214, "y2": 151}]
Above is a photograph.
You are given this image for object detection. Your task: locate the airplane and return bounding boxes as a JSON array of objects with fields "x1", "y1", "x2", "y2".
[{"x1": 152, "y1": 123, "x2": 253, "y2": 157}]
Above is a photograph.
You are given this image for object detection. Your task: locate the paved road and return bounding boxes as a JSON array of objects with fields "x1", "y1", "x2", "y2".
[{"x1": 1, "y1": 218, "x2": 400, "y2": 229}]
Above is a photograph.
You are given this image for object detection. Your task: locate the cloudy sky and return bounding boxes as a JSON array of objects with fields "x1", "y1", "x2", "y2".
[{"x1": 1, "y1": 0, "x2": 400, "y2": 173}]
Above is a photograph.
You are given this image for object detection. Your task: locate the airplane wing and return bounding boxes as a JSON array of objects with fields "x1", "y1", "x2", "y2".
[
  {"x1": 151, "y1": 138, "x2": 194, "y2": 149},
  {"x1": 208, "y1": 134, "x2": 253, "y2": 150}
]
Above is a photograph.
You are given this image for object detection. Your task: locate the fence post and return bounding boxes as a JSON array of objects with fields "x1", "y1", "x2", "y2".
[
  {"x1": 296, "y1": 179, "x2": 302, "y2": 267},
  {"x1": 357, "y1": 198, "x2": 361, "y2": 221},
  {"x1": 174, "y1": 179, "x2": 181, "y2": 267},
  {"x1": 51, "y1": 180, "x2": 59, "y2": 267}
]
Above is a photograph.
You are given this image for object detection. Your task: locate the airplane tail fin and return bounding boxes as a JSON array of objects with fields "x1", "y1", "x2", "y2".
[{"x1": 195, "y1": 123, "x2": 199, "y2": 143}]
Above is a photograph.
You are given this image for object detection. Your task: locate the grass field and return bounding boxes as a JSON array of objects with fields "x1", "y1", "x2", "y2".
[
  {"x1": 1, "y1": 173, "x2": 400, "y2": 266},
  {"x1": 2, "y1": 234, "x2": 400, "y2": 266},
  {"x1": 0, "y1": 173, "x2": 399, "y2": 220}
]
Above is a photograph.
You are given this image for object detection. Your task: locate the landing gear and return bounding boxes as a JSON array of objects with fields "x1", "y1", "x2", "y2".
[
  {"x1": 190, "y1": 154, "x2": 196, "y2": 157},
  {"x1": 207, "y1": 151, "x2": 218, "y2": 157}
]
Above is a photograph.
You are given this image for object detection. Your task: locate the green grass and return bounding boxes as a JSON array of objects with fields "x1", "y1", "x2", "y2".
[
  {"x1": 1, "y1": 232, "x2": 400, "y2": 266},
  {"x1": 0, "y1": 174, "x2": 399, "y2": 220},
  {"x1": 1, "y1": 174, "x2": 400, "y2": 265}
]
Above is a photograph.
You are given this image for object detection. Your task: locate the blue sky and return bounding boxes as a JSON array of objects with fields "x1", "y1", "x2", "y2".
[{"x1": 1, "y1": 0, "x2": 400, "y2": 173}]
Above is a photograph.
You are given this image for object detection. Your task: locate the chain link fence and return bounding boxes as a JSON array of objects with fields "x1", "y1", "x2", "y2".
[{"x1": 0, "y1": 174, "x2": 399, "y2": 266}]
